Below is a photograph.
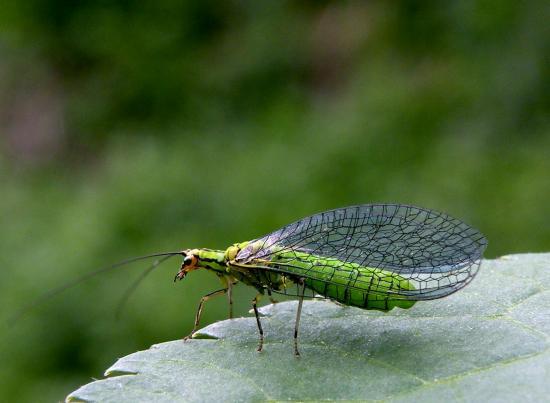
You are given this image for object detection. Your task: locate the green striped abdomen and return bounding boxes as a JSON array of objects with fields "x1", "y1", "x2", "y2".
[{"x1": 272, "y1": 251, "x2": 416, "y2": 311}]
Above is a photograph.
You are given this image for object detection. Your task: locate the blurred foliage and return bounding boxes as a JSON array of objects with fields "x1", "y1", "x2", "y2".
[{"x1": 0, "y1": 1, "x2": 548, "y2": 401}]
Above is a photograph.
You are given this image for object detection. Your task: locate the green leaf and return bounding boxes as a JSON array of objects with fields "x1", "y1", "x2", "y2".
[{"x1": 67, "y1": 254, "x2": 550, "y2": 402}]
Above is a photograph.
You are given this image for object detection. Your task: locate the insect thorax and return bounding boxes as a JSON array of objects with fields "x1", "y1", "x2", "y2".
[{"x1": 193, "y1": 249, "x2": 227, "y2": 273}]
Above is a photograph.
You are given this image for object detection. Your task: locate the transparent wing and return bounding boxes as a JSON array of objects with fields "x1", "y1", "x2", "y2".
[{"x1": 236, "y1": 204, "x2": 487, "y2": 300}]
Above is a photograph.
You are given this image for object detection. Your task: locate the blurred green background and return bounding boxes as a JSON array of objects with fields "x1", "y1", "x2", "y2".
[{"x1": 0, "y1": 1, "x2": 548, "y2": 401}]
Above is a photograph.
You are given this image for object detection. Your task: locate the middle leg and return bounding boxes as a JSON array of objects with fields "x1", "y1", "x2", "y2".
[
  {"x1": 251, "y1": 294, "x2": 264, "y2": 352},
  {"x1": 267, "y1": 288, "x2": 279, "y2": 304}
]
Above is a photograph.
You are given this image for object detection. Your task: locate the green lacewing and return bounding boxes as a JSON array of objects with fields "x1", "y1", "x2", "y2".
[{"x1": 14, "y1": 204, "x2": 487, "y2": 355}]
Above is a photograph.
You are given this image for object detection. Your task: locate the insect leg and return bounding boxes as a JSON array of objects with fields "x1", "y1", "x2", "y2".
[
  {"x1": 252, "y1": 294, "x2": 264, "y2": 352},
  {"x1": 227, "y1": 281, "x2": 234, "y2": 319},
  {"x1": 184, "y1": 288, "x2": 227, "y2": 340},
  {"x1": 267, "y1": 288, "x2": 278, "y2": 304},
  {"x1": 294, "y1": 278, "x2": 306, "y2": 356}
]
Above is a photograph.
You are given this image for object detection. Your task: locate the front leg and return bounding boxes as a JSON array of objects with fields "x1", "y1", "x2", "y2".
[
  {"x1": 184, "y1": 288, "x2": 227, "y2": 340},
  {"x1": 226, "y1": 280, "x2": 239, "y2": 319}
]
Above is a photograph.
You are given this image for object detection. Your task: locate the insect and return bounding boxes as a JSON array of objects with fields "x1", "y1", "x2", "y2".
[{"x1": 16, "y1": 204, "x2": 487, "y2": 356}]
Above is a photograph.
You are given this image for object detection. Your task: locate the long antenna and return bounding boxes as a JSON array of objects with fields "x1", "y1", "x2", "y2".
[
  {"x1": 114, "y1": 254, "x2": 177, "y2": 319},
  {"x1": 8, "y1": 251, "x2": 184, "y2": 326}
]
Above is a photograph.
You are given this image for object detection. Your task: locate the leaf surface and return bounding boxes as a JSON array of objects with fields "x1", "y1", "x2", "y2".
[{"x1": 67, "y1": 254, "x2": 550, "y2": 402}]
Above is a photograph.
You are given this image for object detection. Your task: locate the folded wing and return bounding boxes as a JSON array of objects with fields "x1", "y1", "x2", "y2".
[{"x1": 236, "y1": 204, "x2": 487, "y2": 300}]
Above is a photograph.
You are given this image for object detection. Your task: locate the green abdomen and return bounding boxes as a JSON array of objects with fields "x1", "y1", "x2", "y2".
[{"x1": 272, "y1": 251, "x2": 416, "y2": 311}]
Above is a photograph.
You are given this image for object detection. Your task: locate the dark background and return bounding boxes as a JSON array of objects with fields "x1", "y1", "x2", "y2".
[{"x1": 1, "y1": 1, "x2": 548, "y2": 401}]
